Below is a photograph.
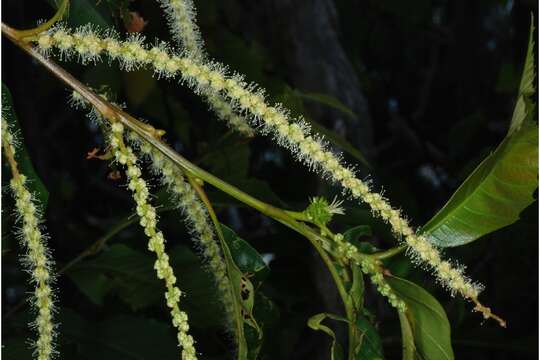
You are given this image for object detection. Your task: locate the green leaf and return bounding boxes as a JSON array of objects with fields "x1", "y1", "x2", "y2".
[
  {"x1": 66, "y1": 244, "x2": 161, "y2": 309},
  {"x1": 354, "y1": 316, "x2": 384, "y2": 360},
  {"x1": 509, "y1": 14, "x2": 535, "y2": 135},
  {"x1": 49, "y1": 0, "x2": 113, "y2": 28},
  {"x1": 387, "y1": 276, "x2": 454, "y2": 360},
  {"x1": 59, "y1": 308, "x2": 179, "y2": 359},
  {"x1": 67, "y1": 243, "x2": 223, "y2": 326},
  {"x1": 348, "y1": 264, "x2": 365, "y2": 313},
  {"x1": 398, "y1": 311, "x2": 417, "y2": 360},
  {"x1": 295, "y1": 90, "x2": 358, "y2": 121},
  {"x1": 422, "y1": 117, "x2": 538, "y2": 247},
  {"x1": 221, "y1": 224, "x2": 270, "y2": 286},
  {"x1": 307, "y1": 313, "x2": 346, "y2": 360},
  {"x1": 2, "y1": 83, "x2": 49, "y2": 208},
  {"x1": 422, "y1": 17, "x2": 538, "y2": 247},
  {"x1": 218, "y1": 224, "x2": 268, "y2": 359},
  {"x1": 67, "y1": 271, "x2": 112, "y2": 305}
]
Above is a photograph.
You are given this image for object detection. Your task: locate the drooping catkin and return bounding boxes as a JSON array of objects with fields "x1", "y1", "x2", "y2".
[
  {"x1": 128, "y1": 131, "x2": 236, "y2": 330},
  {"x1": 2, "y1": 118, "x2": 56, "y2": 360},
  {"x1": 70, "y1": 90, "x2": 236, "y2": 331},
  {"x1": 34, "y1": 26, "x2": 502, "y2": 324},
  {"x1": 156, "y1": 0, "x2": 204, "y2": 61},
  {"x1": 108, "y1": 122, "x2": 198, "y2": 359},
  {"x1": 156, "y1": 0, "x2": 254, "y2": 137}
]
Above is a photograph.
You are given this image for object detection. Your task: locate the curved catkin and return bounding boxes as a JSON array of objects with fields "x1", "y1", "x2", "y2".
[
  {"x1": 156, "y1": 0, "x2": 204, "y2": 61},
  {"x1": 69, "y1": 91, "x2": 236, "y2": 332},
  {"x1": 156, "y1": 0, "x2": 254, "y2": 137},
  {"x1": 33, "y1": 26, "x2": 502, "y2": 324},
  {"x1": 333, "y1": 233, "x2": 406, "y2": 312},
  {"x1": 2, "y1": 119, "x2": 56, "y2": 360},
  {"x1": 108, "y1": 122, "x2": 198, "y2": 359},
  {"x1": 128, "y1": 131, "x2": 236, "y2": 330}
]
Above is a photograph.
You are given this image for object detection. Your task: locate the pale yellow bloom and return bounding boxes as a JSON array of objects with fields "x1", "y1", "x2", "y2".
[
  {"x1": 109, "y1": 122, "x2": 198, "y2": 360},
  {"x1": 2, "y1": 119, "x2": 56, "y2": 360}
]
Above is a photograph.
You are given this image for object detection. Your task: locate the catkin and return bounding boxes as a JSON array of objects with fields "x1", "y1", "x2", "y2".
[
  {"x1": 2, "y1": 118, "x2": 56, "y2": 360},
  {"x1": 128, "y1": 131, "x2": 236, "y2": 330},
  {"x1": 156, "y1": 0, "x2": 254, "y2": 136},
  {"x1": 34, "y1": 25, "x2": 500, "y2": 323},
  {"x1": 108, "y1": 122, "x2": 198, "y2": 359}
]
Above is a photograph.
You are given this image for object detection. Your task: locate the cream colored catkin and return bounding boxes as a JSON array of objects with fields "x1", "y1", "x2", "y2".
[
  {"x1": 35, "y1": 26, "x2": 500, "y2": 323},
  {"x1": 2, "y1": 119, "x2": 56, "y2": 360},
  {"x1": 108, "y1": 122, "x2": 198, "y2": 359},
  {"x1": 128, "y1": 131, "x2": 236, "y2": 329},
  {"x1": 70, "y1": 91, "x2": 236, "y2": 331},
  {"x1": 157, "y1": 0, "x2": 204, "y2": 61},
  {"x1": 156, "y1": 0, "x2": 254, "y2": 137}
]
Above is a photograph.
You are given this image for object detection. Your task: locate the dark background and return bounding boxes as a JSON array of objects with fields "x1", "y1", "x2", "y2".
[{"x1": 2, "y1": 0, "x2": 538, "y2": 359}]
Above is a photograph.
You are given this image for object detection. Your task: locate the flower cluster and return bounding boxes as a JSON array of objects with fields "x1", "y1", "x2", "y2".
[
  {"x1": 70, "y1": 89, "x2": 236, "y2": 332},
  {"x1": 332, "y1": 233, "x2": 406, "y2": 312},
  {"x1": 157, "y1": 0, "x2": 203, "y2": 60},
  {"x1": 129, "y1": 131, "x2": 236, "y2": 330},
  {"x1": 2, "y1": 119, "x2": 56, "y2": 360},
  {"x1": 108, "y1": 122, "x2": 198, "y2": 359},
  {"x1": 37, "y1": 25, "x2": 254, "y2": 137},
  {"x1": 157, "y1": 0, "x2": 254, "y2": 137},
  {"x1": 35, "y1": 24, "x2": 490, "y2": 320}
]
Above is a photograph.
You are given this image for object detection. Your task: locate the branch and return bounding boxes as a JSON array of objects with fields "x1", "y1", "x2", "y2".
[{"x1": 2, "y1": 19, "x2": 359, "y2": 340}]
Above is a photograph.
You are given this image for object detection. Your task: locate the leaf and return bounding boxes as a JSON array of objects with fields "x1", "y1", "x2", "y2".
[
  {"x1": 398, "y1": 311, "x2": 417, "y2": 360},
  {"x1": 422, "y1": 17, "x2": 538, "y2": 247},
  {"x1": 66, "y1": 244, "x2": 161, "y2": 309},
  {"x1": 221, "y1": 224, "x2": 270, "y2": 286},
  {"x1": 422, "y1": 114, "x2": 538, "y2": 247},
  {"x1": 201, "y1": 139, "x2": 250, "y2": 179},
  {"x1": 67, "y1": 244, "x2": 224, "y2": 327},
  {"x1": 387, "y1": 276, "x2": 454, "y2": 360},
  {"x1": 2, "y1": 83, "x2": 49, "y2": 208},
  {"x1": 67, "y1": 271, "x2": 112, "y2": 305},
  {"x1": 218, "y1": 224, "x2": 268, "y2": 358},
  {"x1": 348, "y1": 264, "x2": 365, "y2": 313},
  {"x1": 307, "y1": 313, "x2": 347, "y2": 360},
  {"x1": 59, "y1": 308, "x2": 179, "y2": 359},
  {"x1": 48, "y1": 0, "x2": 113, "y2": 28},
  {"x1": 354, "y1": 316, "x2": 384, "y2": 360},
  {"x1": 295, "y1": 90, "x2": 358, "y2": 121},
  {"x1": 509, "y1": 15, "x2": 536, "y2": 134}
]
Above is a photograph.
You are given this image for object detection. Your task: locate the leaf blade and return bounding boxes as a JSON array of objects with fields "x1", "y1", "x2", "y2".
[
  {"x1": 388, "y1": 276, "x2": 454, "y2": 360},
  {"x1": 422, "y1": 19, "x2": 538, "y2": 247}
]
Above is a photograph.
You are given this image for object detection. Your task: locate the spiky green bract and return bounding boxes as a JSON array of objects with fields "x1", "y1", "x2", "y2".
[
  {"x1": 304, "y1": 196, "x2": 344, "y2": 226},
  {"x1": 2, "y1": 119, "x2": 56, "y2": 360},
  {"x1": 108, "y1": 122, "x2": 198, "y2": 360},
  {"x1": 128, "y1": 131, "x2": 236, "y2": 331},
  {"x1": 35, "y1": 25, "x2": 486, "y2": 317}
]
